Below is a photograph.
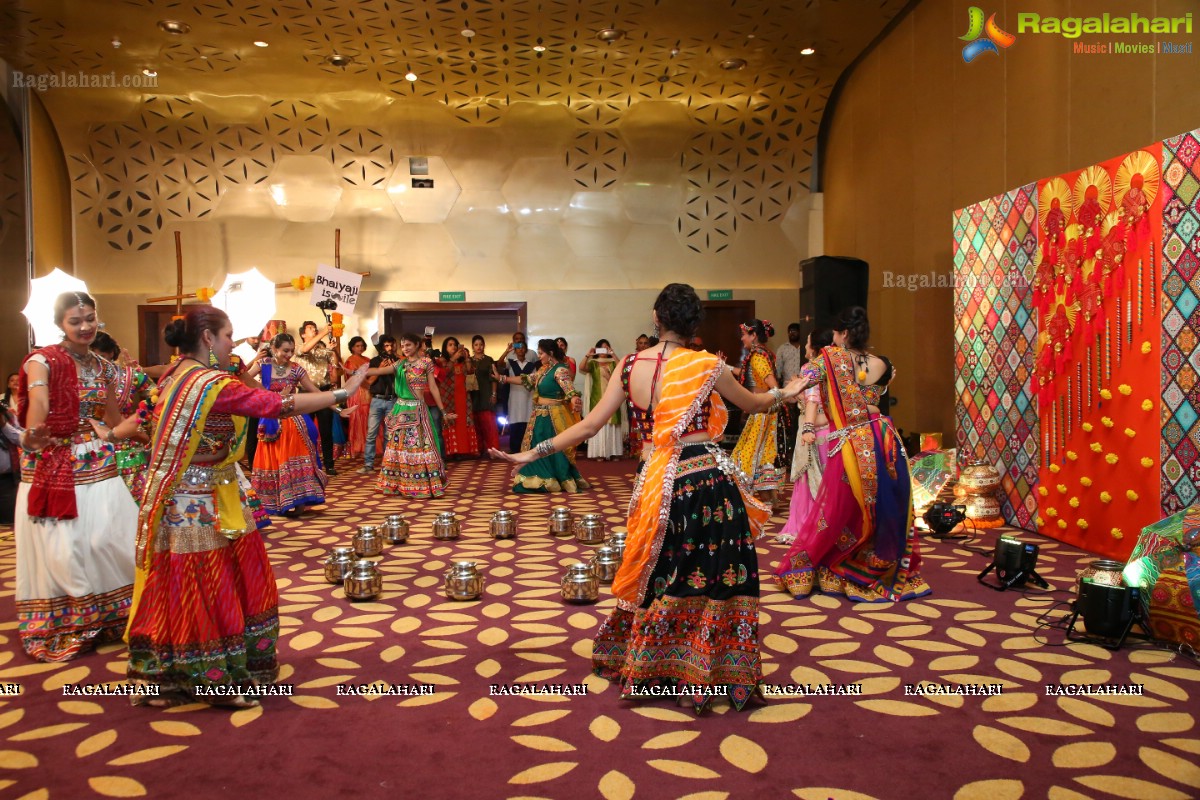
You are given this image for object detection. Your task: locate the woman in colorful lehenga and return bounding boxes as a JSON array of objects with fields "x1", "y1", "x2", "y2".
[
  {"x1": 494, "y1": 339, "x2": 588, "y2": 494},
  {"x1": 581, "y1": 338, "x2": 626, "y2": 460},
  {"x1": 730, "y1": 319, "x2": 787, "y2": 493},
  {"x1": 440, "y1": 336, "x2": 479, "y2": 459},
  {"x1": 470, "y1": 335, "x2": 500, "y2": 454},
  {"x1": 775, "y1": 306, "x2": 929, "y2": 603},
  {"x1": 342, "y1": 336, "x2": 371, "y2": 460},
  {"x1": 778, "y1": 328, "x2": 834, "y2": 545},
  {"x1": 245, "y1": 333, "x2": 327, "y2": 516},
  {"x1": 91, "y1": 332, "x2": 153, "y2": 503},
  {"x1": 15, "y1": 292, "x2": 137, "y2": 662},
  {"x1": 489, "y1": 284, "x2": 809, "y2": 711},
  {"x1": 104, "y1": 306, "x2": 364, "y2": 706},
  {"x1": 365, "y1": 332, "x2": 449, "y2": 498}
]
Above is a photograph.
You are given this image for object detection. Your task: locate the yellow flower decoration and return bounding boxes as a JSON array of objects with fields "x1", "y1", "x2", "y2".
[
  {"x1": 1082, "y1": 422, "x2": 1094, "y2": 432},
  {"x1": 1099, "y1": 491, "x2": 1112, "y2": 503},
  {"x1": 1126, "y1": 490, "x2": 1138, "y2": 501},
  {"x1": 1046, "y1": 507, "x2": 1058, "y2": 518},
  {"x1": 1066, "y1": 450, "x2": 1078, "y2": 461},
  {"x1": 1099, "y1": 389, "x2": 1112, "y2": 400},
  {"x1": 1111, "y1": 528, "x2": 1123, "y2": 540},
  {"x1": 1105, "y1": 453, "x2": 1119, "y2": 465},
  {"x1": 1049, "y1": 463, "x2": 1061, "y2": 473},
  {"x1": 1118, "y1": 384, "x2": 1132, "y2": 395},
  {"x1": 1141, "y1": 340, "x2": 1152, "y2": 354},
  {"x1": 1140, "y1": 457, "x2": 1153, "y2": 468},
  {"x1": 1080, "y1": 477, "x2": 1093, "y2": 487},
  {"x1": 1101, "y1": 417, "x2": 1114, "y2": 428},
  {"x1": 1057, "y1": 484, "x2": 1067, "y2": 494},
  {"x1": 1057, "y1": 519, "x2": 1068, "y2": 530},
  {"x1": 195, "y1": 286, "x2": 216, "y2": 302},
  {"x1": 1068, "y1": 497, "x2": 1080, "y2": 508},
  {"x1": 1037, "y1": 486, "x2": 1049, "y2": 497},
  {"x1": 1141, "y1": 399, "x2": 1153, "y2": 411},
  {"x1": 1124, "y1": 428, "x2": 1136, "y2": 438},
  {"x1": 1090, "y1": 443, "x2": 1103, "y2": 453},
  {"x1": 1078, "y1": 519, "x2": 1088, "y2": 530}
]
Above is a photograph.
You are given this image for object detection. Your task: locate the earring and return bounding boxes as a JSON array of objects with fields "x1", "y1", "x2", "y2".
[
  {"x1": 652, "y1": 322, "x2": 661, "y2": 336},
  {"x1": 208, "y1": 348, "x2": 219, "y2": 367}
]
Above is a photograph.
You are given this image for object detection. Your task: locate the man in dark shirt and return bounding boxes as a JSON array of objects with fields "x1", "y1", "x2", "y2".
[{"x1": 358, "y1": 335, "x2": 397, "y2": 474}]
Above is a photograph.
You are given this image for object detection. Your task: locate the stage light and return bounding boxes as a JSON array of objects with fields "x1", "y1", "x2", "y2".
[
  {"x1": 922, "y1": 503, "x2": 966, "y2": 538},
  {"x1": 1064, "y1": 579, "x2": 1151, "y2": 650},
  {"x1": 977, "y1": 535, "x2": 1048, "y2": 591}
]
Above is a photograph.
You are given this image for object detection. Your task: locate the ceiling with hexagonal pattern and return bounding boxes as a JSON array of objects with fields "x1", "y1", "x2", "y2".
[{"x1": 0, "y1": 0, "x2": 908, "y2": 292}]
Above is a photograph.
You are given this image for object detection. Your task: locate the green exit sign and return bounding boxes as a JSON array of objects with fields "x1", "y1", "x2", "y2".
[
  {"x1": 707, "y1": 289, "x2": 733, "y2": 301},
  {"x1": 439, "y1": 291, "x2": 466, "y2": 302}
]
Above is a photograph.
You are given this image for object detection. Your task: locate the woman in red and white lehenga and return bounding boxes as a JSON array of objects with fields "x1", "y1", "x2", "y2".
[{"x1": 15, "y1": 292, "x2": 137, "y2": 662}]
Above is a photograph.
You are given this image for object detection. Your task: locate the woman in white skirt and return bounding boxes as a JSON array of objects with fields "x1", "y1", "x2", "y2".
[
  {"x1": 15, "y1": 291, "x2": 137, "y2": 661},
  {"x1": 580, "y1": 339, "x2": 627, "y2": 460}
]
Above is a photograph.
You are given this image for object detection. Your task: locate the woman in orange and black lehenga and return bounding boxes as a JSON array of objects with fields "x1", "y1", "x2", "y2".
[{"x1": 491, "y1": 285, "x2": 811, "y2": 711}]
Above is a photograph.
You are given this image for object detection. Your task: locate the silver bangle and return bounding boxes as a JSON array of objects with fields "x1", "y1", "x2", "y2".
[
  {"x1": 535, "y1": 439, "x2": 556, "y2": 458},
  {"x1": 768, "y1": 387, "x2": 784, "y2": 411},
  {"x1": 332, "y1": 388, "x2": 348, "y2": 404}
]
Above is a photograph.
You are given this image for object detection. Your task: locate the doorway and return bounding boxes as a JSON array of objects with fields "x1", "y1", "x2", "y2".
[
  {"x1": 137, "y1": 304, "x2": 183, "y2": 366},
  {"x1": 697, "y1": 299, "x2": 755, "y2": 441},
  {"x1": 380, "y1": 302, "x2": 527, "y2": 359}
]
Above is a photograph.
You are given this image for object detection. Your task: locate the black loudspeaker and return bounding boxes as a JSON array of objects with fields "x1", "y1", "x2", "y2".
[{"x1": 799, "y1": 256, "x2": 869, "y2": 327}]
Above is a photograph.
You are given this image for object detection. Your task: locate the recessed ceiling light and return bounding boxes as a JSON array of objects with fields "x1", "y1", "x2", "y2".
[
  {"x1": 719, "y1": 58, "x2": 747, "y2": 70},
  {"x1": 157, "y1": 20, "x2": 191, "y2": 35},
  {"x1": 253, "y1": 41, "x2": 269, "y2": 47},
  {"x1": 142, "y1": 68, "x2": 158, "y2": 77},
  {"x1": 461, "y1": 28, "x2": 476, "y2": 38},
  {"x1": 404, "y1": 71, "x2": 418, "y2": 81},
  {"x1": 801, "y1": 47, "x2": 816, "y2": 55},
  {"x1": 532, "y1": 44, "x2": 546, "y2": 52},
  {"x1": 325, "y1": 54, "x2": 354, "y2": 68},
  {"x1": 597, "y1": 28, "x2": 625, "y2": 42}
]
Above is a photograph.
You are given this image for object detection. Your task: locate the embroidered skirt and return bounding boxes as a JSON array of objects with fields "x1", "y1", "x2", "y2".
[
  {"x1": 379, "y1": 399, "x2": 446, "y2": 498},
  {"x1": 774, "y1": 414, "x2": 931, "y2": 603},
  {"x1": 128, "y1": 463, "x2": 279, "y2": 694},
  {"x1": 15, "y1": 466, "x2": 137, "y2": 662},
  {"x1": 592, "y1": 445, "x2": 763, "y2": 711},
  {"x1": 513, "y1": 404, "x2": 589, "y2": 493},
  {"x1": 731, "y1": 408, "x2": 784, "y2": 491},
  {"x1": 251, "y1": 415, "x2": 326, "y2": 514}
]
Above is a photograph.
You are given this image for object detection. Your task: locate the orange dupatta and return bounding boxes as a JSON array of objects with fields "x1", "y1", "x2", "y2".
[{"x1": 611, "y1": 349, "x2": 770, "y2": 610}]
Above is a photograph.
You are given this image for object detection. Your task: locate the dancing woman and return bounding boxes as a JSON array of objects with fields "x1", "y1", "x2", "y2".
[
  {"x1": 778, "y1": 328, "x2": 834, "y2": 544},
  {"x1": 581, "y1": 339, "x2": 626, "y2": 460},
  {"x1": 364, "y1": 332, "x2": 449, "y2": 498},
  {"x1": 494, "y1": 339, "x2": 587, "y2": 493},
  {"x1": 104, "y1": 306, "x2": 364, "y2": 705},
  {"x1": 15, "y1": 292, "x2": 137, "y2": 661},
  {"x1": 245, "y1": 333, "x2": 327, "y2": 516},
  {"x1": 440, "y1": 336, "x2": 479, "y2": 459},
  {"x1": 491, "y1": 285, "x2": 809, "y2": 711},
  {"x1": 775, "y1": 306, "x2": 928, "y2": 602},
  {"x1": 731, "y1": 319, "x2": 786, "y2": 492}
]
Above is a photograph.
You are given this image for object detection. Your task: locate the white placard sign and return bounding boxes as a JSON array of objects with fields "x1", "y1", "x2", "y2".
[{"x1": 309, "y1": 265, "x2": 362, "y2": 315}]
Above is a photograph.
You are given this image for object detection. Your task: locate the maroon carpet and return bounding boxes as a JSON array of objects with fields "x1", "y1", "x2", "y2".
[{"x1": 0, "y1": 456, "x2": 1198, "y2": 799}]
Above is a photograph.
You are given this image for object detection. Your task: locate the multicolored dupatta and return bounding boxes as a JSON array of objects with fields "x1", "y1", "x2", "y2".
[
  {"x1": 611, "y1": 349, "x2": 769, "y2": 610},
  {"x1": 132, "y1": 363, "x2": 246, "y2": 615}
]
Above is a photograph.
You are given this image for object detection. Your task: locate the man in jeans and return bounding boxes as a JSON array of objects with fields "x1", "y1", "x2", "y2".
[{"x1": 359, "y1": 335, "x2": 397, "y2": 474}]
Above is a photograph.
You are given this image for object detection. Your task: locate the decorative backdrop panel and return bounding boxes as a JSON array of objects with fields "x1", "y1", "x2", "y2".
[
  {"x1": 952, "y1": 184, "x2": 1039, "y2": 529},
  {"x1": 1160, "y1": 128, "x2": 1200, "y2": 516}
]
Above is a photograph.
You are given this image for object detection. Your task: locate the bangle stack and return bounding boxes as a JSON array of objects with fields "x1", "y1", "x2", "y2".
[
  {"x1": 281, "y1": 395, "x2": 296, "y2": 416},
  {"x1": 802, "y1": 422, "x2": 815, "y2": 435},
  {"x1": 332, "y1": 388, "x2": 348, "y2": 404},
  {"x1": 535, "y1": 439, "x2": 556, "y2": 458},
  {"x1": 768, "y1": 387, "x2": 784, "y2": 412}
]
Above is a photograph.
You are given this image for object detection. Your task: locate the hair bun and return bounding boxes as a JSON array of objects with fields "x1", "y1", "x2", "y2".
[
  {"x1": 763, "y1": 320, "x2": 775, "y2": 338},
  {"x1": 162, "y1": 319, "x2": 188, "y2": 348}
]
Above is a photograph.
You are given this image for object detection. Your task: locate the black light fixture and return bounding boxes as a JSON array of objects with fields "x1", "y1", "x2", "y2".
[
  {"x1": 922, "y1": 502, "x2": 966, "y2": 539},
  {"x1": 1064, "y1": 579, "x2": 1152, "y2": 650},
  {"x1": 977, "y1": 535, "x2": 1048, "y2": 590}
]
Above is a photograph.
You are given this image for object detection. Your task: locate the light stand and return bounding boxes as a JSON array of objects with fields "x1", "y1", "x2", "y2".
[
  {"x1": 1064, "y1": 580, "x2": 1153, "y2": 650},
  {"x1": 977, "y1": 535, "x2": 1048, "y2": 590}
]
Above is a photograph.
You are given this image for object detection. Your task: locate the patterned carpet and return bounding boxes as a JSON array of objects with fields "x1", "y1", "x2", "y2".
[{"x1": 1, "y1": 456, "x2": 1199, "y2": 800}]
